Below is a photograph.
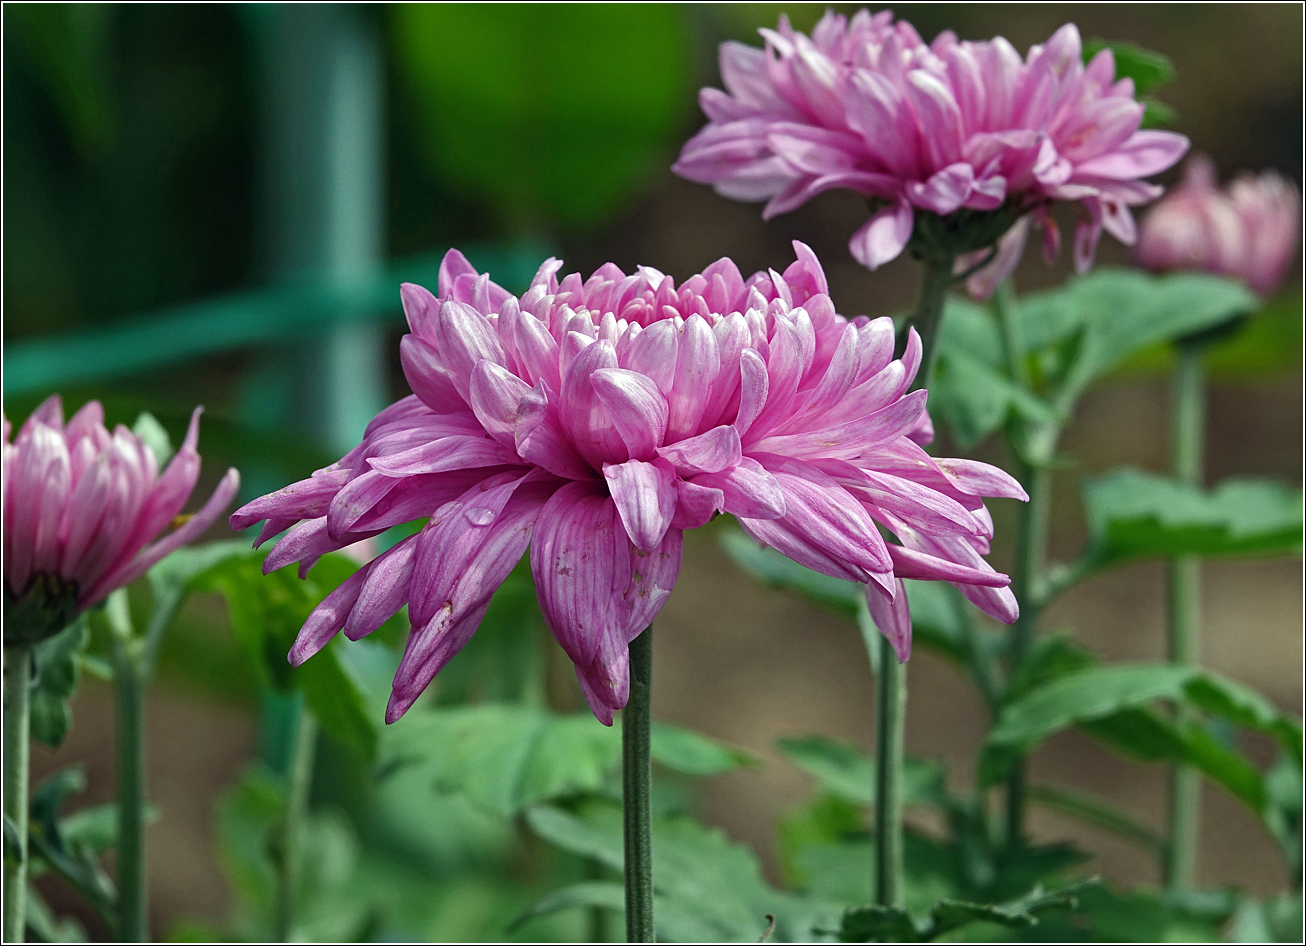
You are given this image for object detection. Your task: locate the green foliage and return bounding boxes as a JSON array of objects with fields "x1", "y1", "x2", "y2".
[
  {"x1": 833, "y1": 881, "x2": 1091, "y2": 942},
  {"x1": 776, "y1": 735, "x2": 946, "y2": 808},
  {"x1": 1078, "y1": 470, "x2": 1302, "y2": 572},
  {"x1": 28, "y1": 617, "x2": 88, "y2": 748},
  {"x1": 525, "y1": 799, "x2": 798, "y2": 942},
  {"x1": 381, "y1": 701, "x2": 752, "y2": 820},
  {"x1": 192, "y1": 550, "x2": 382, "y2": 762},
  {"x1": 1083, "y1": 39, "x2": 1177, "y2": 127},
  {"x1": 391, "y1": 4, "x2": 691, "y2": 231},
  {"x1": 982, "y1": 663, "x2": 1304, "y2": 831},
  {"x1": 130, "y1": 410, "x2": 173, "y2": 466},
  {"x1": 26, "y1": 768, "x2": 118, "y2": 931}
]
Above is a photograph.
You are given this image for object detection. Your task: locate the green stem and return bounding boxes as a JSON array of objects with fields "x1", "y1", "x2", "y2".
[
  {"x1": 3, "y1": 643, "x2": 31, "y2": 944},
  {"x1": 904, "y1": 254, "x2": 958, "y2": 390},
  {"x1": 1165, "y1": 338, "x2": 1205, "y2": 890},
  {"x1": 274, "y1": 702, "x2": 317, "y2": 942},
  {"x1": 622, "y1": 627, "x2": 654, "y2": 943},
  {"x1": 109, "y1": 633, "x2": 147, "y2": 942},
  {"x1": 874, "y1": 635, "x2": 906, "y2": 907}
]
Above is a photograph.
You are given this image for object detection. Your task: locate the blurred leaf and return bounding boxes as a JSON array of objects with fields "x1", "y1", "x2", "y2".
[
  {"x1": 1078, "y1": 470, "x2": 1302, "y2": 572},
  {"x1": 775, "y1": 736, "x2": 947, "y2": 808},
  {"x1": 25, "y1": 883, "x2": 88, "y2": 943},
  {"x1": 27, "y1": 768, "x2": 117, "y2": 929},
  {"x1": 131, "y1": 410, "x2": 174, "y2": 466},
  {"x1": 381, "y1": 704, "x2": 619, "y2": 818},
  {"x1": 147, "y1": 540, "x2": 249, "y2": 600},
  {"x1": 29, "y1": 616, "x2": 88, "y2": 748},
  {"x1": 652, "y1": 722, "x2": 756, "y2": 776},
  {"x1": 834, "y1": 880, "x2": 1090, "y2": 942},
  {"x1": 1016, "y1": 269, "x2": 1257, "y2": 401},
  {"x1": 511, "y1": 881, "x2": 625, "y2": 931},
  {"x1": 1035, "y1": 882, "x2": 1236, "y2": 942},
  {"x1": 720, "y1": 527, "x2": 860, "y2": 620},
  {"x1": 1026, "y1": 785, "x2": 1166, "y2": 857},
  {"x1": 1141, "y1": 97, "x2": 1177, "y2": 128},
  {"x1": 192, "y1": 550, "x2": 378, "y2": 762},
  {"x1": 526, "y1": 799, "x2": 797, "y2": 942},
  {"x1": 1083, "y1": 40, "x2": 1176, "y2": 95},
  {"x1": 392, "y1": 4, "x2": 690, "y2": 230},
  {"x1": 982, "y1": 664, "x2": 1303, "y2": 817},
  {"x1": 1230, "y1": 892, "x2": 1304, "y2": 943},
  {"x1": 1004, "y1": 632, "x2": 1096, "y2": 704}
]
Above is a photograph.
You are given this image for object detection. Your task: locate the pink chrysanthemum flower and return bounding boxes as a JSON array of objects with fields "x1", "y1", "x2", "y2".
[
  {"x1": 3, "y1": 397, "x2": 240, "y2": 643},
  {"x1": 673, "y1": 9, "x2": 1189, "y2": 281},
  {"x1": 232, "y1": 244, "x2": 1026, "y2": 725},
  {"x1": 1136, "y1": 155, "x2": 1300, "y2": 297}
]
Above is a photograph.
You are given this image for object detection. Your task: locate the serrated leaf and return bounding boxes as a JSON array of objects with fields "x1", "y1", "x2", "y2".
[
  {"x1": 526, "y1": 799, "x2": 793, "y2": 942},
  {"x1": 1080, "y1": 470, "x2": 1302, "y2": 570},
  {"x1": 192, "y1": 550, "x2": 378, "y2": 762},
  {"x1": 380, "y1": 704, "x2": 619, "y2": 818},
  {"x1": 131, "y1": 410, "x2": 174, "y2": 467},
  {"x1": 835, "y1": 881, "x2": 1090, "y2": 942}
]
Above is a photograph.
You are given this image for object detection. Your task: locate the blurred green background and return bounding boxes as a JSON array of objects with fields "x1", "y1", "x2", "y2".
[{"x1": 4, "y1": 3, "x2": 1301, "y2": 939}]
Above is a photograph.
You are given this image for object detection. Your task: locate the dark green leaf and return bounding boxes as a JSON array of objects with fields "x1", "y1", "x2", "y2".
[
  {"x1": 1142, "y1": 97, "x2": 1177, "y2": 128},
  {"x1": 1004, "y1": 632, "x2": 1096, "y2": 703},
  {"x1": 1230, "y1": 892, "x2": 1304, "y2": 943},
  {"x1": 1026, "y1": 784, "x2": 1166, "y2": 856},
  {"x1": 26, "y1": 767, "x2": 117, "y2": 928},
  {"x1": 511, "y1": 881, "x2": 625, "y2": 930},
  {"x1": 1083, "y1": 40, "x2": 1176, "y2": 94},
  {"x1": 192, "y1": 550, "x2": 378, "y2": 761},
  {"x1": 834, "y1": 904, "x2": 919, "y2": 942},
  {"x1": 1080, "y1": 470, "x2": 1302, "y2": 570},
  {"x1": 392, "y1": 5, "x2": 690, "y2": 230},
  {"x1": 835, "y1": 881, "x2": 1091, "y2": 942},
  {"x1": 30, "y1": 617, "x2": 88, "y2": 748}
]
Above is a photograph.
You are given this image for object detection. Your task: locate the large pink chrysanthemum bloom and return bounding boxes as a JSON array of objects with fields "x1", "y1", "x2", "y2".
[
  {"x1": 1136, "y1": 155, "x2": 1300, "y2": 297},
  {"x1": 231, "y1": 244, "x2": 1026, "y2": 725},
  {"x1": 673, "y1": 9, "x2": 1189, "y2": 282},
  {"x1": 3, "y1": 397, "x2": 240, "y2": 644}
]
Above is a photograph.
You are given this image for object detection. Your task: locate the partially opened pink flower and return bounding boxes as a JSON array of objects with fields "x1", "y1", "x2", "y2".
[
  {"x1": 1138, "y1": 155, "x2": 1301, "y2": 297},
  {"x1": 674, "y1": 9, "x2": 1188, "y2": 281},
  {"x1": 3, "y1": 398, "x2": 240, "y2": 643},
  {"x1": 232, "y1": 245, "x2": 1026, "y2": 725}
]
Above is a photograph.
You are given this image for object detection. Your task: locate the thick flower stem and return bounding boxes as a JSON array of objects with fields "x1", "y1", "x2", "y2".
[
  {"x1": 907, "y1": 254, "x2": 959, "y2": 387},
  {"x1": 3, "y1": 643, "x2": 32, "y2": 944},
  {"x1": 1165, "y1": 337, "x2": 1206, "y2": 890},
  {"x1": 622, "y1": 627, "x2": 654, "y2": 943},
  {"x1": 874, "y1": 635, "x2": 906, "y2": 907},
  {"x1": 110, "y1": 633, "x2": 148, "y2": 942},
  {"x1": 1003, "y1": 459, "x2": 1051, "y2": 845},
  {"x1": 274, "y1": 702, "x2": 317, "y2": 943}
]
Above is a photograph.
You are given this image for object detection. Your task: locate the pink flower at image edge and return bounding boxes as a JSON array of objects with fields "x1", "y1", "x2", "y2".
[
  {"x1": 3, "y1": 398, "x2": 240, "y2": 634},
  {"x1": 233, "y1": 244, "x2": 1027, "y2": 726}
]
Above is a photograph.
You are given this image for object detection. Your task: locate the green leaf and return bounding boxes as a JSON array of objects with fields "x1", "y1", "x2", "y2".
[
  {"x1": 131, "y1": 410, "x2": 174, "y2": 467},
  {"x1": 651, "y1": 722, "x2": 755, "y2": 776},
  {"x1": 775, "y1": 736, "x2": 947, "y2": 809},
  {"x1": 1083, "y1": 40, "x2": 1176, "y2": 94},
  {"x1": 929, "y1": 349, "x2": 1059, "y2": 447},
  {"x1": 835, "y1": 881, "x2": 1091, "y2": 942},
  {"x1": 381, "y1": 704, "x2": 619, "y2": 818},
  {"x1": 720, "y1": 528, "x2": 860, "y2": 620},
  {"x1": 1026, "y1": 785, "x2": 1166, "y2": 856},
  {"x1": 526, "y1": 799, "x2": 792, "y2": 942},
  {"x1": 982, "y1": 664, "x2": 1303, "y2": 816},
  {"x1": 511, "y1": 881, "x2": 625, "y2": 930},
  {"x1": 29, "y1": 617, "x2": 88, "y2": 748},
  {"x1": 392, "y1": 5, "x2": 690, "y2": 231},
  {"x1": 191, "y1": 550, "x2": 378, "y2": 762},
  {"x1": 1016, "y1": 269, "x2": 1256, "y2": 401},
  {"x1": 26, "y1": 767, "x2": 117, "y2": 928},
  {"x1": 1080, "y1": 470, "x2": 1302, "y2": 570}
]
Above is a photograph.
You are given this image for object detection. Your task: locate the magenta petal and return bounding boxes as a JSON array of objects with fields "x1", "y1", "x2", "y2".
[
  {"x1": 231, "y1": 468, "x2": 349, "y2": 532},
  {"x1": 1075, "y1": 130, "x2": 1190, "y2": 180},
  {"x1": 850, "y1": 199, "x2": 914, "y2": 270},
  {"x1": 469, "y1": 361, "x2": 533, "y2": 447},
  {"x1": 865, "y1": 578, "x2": 912, "y2": 663},
  {"x1": 887, "y1": 543, "x2": 1010, "y2": 587},
  {"x1": 591, "y1": 368, "x2": 669, "y2": 462},
  {"x1": 906, "y1": 162, "x2": 974, "y2": 215},
  {"x1": 625, "y1": 527, "x2": 682, "y2": 636},
  {"x1": 673, "y1": 480, "x2": 724, "y2": 530},
  {"x1": 603, "y1": 459, "x2": 677, "y2": 553},
  {"x1": 657, "y1": 425, "x2": 742, "y2": 476},
  {"x1": 387, "y1": 598, "x2": 494, "y2": 723},
  {"x1": 289, "y1": 565, "x2": 367, "y2": 666},
  {"x1": 692, "y1": 456, "x2": 785, "y2": 519},
  {"x1": 514, "y1": 386, "x2": 594, "y2": 481},
  {"x1": 435, "y1": 301, "x2": 507, "y2": 402},
  {"x1": 934, "y1": 458, "x2": 1028, "y2": 501},
  {"x1": 343, "y1": 535, "x2": 418, "y2": 641},
  {"x1": 366, "y1": 436, "x2": 520, "y2": 477}
]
